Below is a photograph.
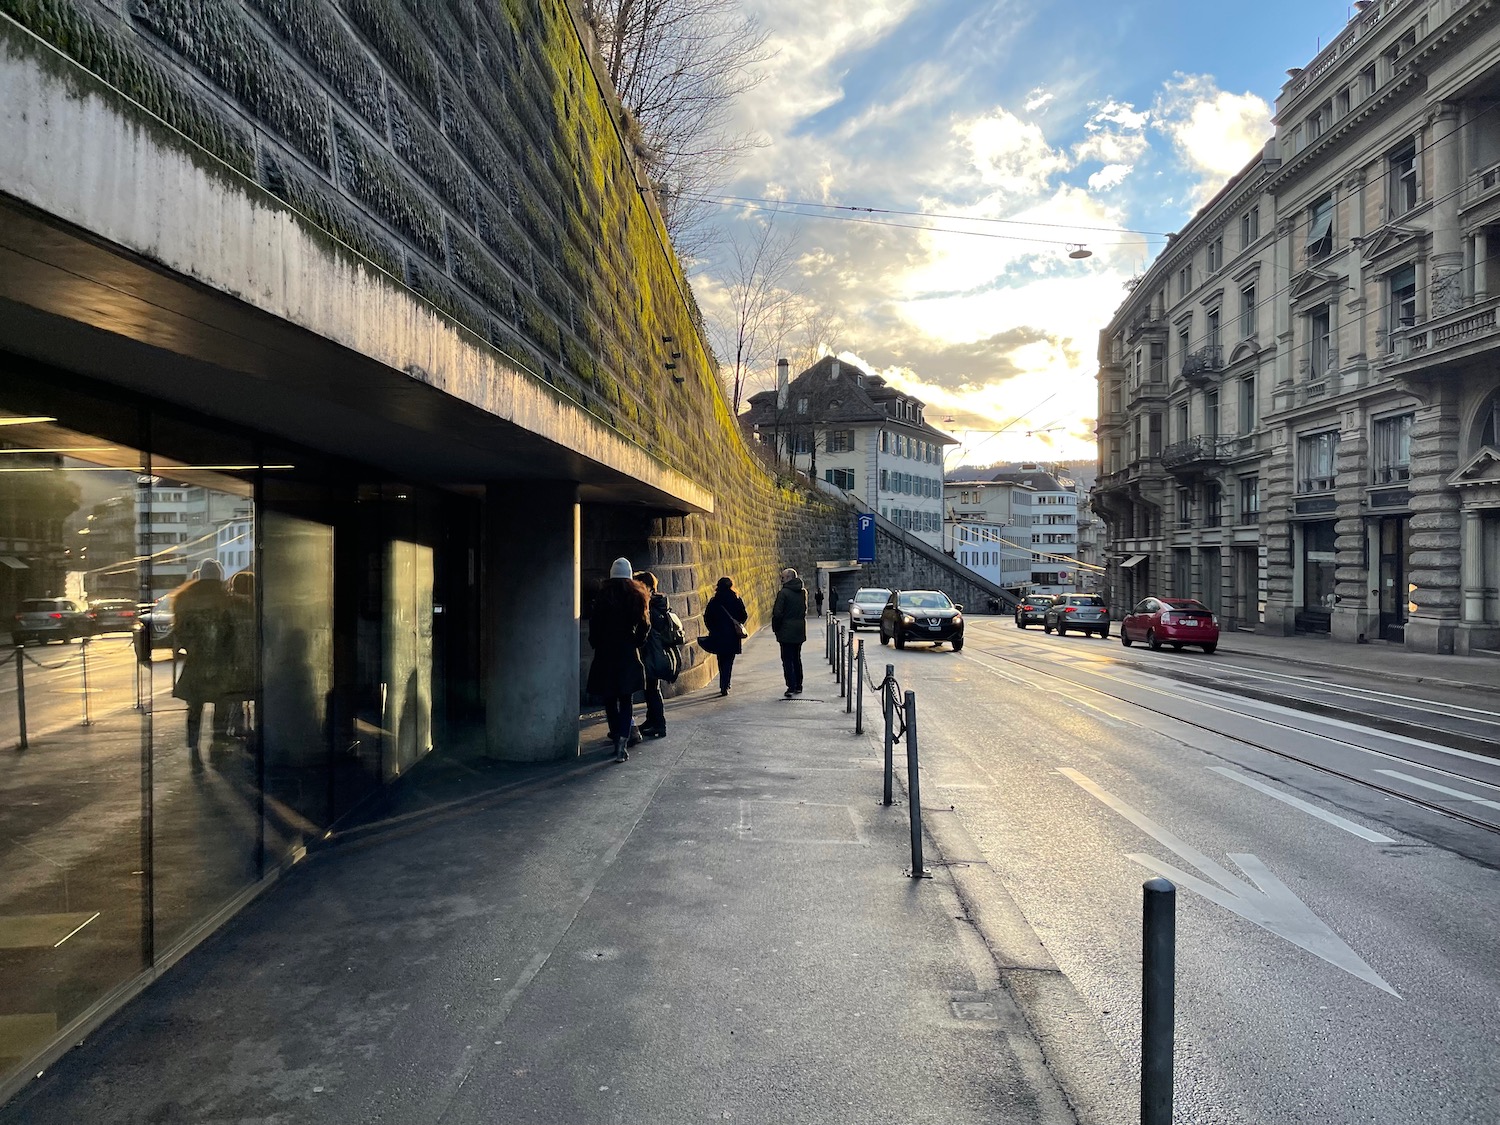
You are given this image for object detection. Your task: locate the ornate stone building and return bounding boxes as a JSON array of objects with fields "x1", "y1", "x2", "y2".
[{"x1": 1096, "y1": 0, "x2": 1500, "y2": 654}]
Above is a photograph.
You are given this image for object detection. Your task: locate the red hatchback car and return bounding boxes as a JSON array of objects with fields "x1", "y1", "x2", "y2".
[{"x1": 1120, "y1": 597, "x2": 1220, "y2": 654}]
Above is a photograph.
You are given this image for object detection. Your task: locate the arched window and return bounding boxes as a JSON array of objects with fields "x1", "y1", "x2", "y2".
[{"x1": 1476, "y1": 391, "x2": 1500, "y2": 452}]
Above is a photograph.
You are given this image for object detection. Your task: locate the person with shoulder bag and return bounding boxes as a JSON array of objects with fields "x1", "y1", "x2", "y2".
[
  {"x1": 701, "y1": 576, "x2": 748, "y2": 696},
  {"x1": 635, "y1": 571, "x2": 684, "y2": 739},
  {"x1": 587, "y1": 559, "x2": 651, "y2": 762}
]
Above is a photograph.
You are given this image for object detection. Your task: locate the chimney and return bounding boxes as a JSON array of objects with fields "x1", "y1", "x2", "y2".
[{"x1": 776, "y1": 358, "x2": 789, "y2": 409}]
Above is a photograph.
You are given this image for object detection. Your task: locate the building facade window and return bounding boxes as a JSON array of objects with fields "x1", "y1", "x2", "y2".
[
  {"x1": 1306, "y1": 194, "x2": 1334, "y2": 258},
  {"x1": 1239, "y1": 475, "x2": 1260, "y2": 520},
  {"x1": 1297, "y1": 430, "x2": 1339, "y2": 492},
  {"x1": 1241, "y1": 206, "x2": 1260, "y2": 246},
  {"x1": 1388, "y1": 140, "x2": 1418, "y2": 216},
  {"x1": 824, "y1": 467, "x2": 856, "y2": 489},
  {"x1": 1308, "y1": 305, "x2": 1333, "y2": 378},
  {"x1": 1238, "y1": 375, "x2": 1256, "y2": 433},
  {"x1": 1207, "y1": 237, "x2": 1223, "y2": 273},
  {"x1": 1388, "y1": 264, "x2": 1417, "y2": 348},
  {"x1": 1240, "y1": 283, "x2": 1256, "y2": 338},
  {"x1": 1178, "y1": 264, "x2": 1193, "y2": 296},
  {"x1": 1206, "y1": 308, "x2": 1221, "y2": 349},
  {"x1": 1149, "y1": 413, "x2": 1163, "y2": 457},
  {"x1": 1177, "y1": 488, "x2": 1192, "y2": 528},
  {"x1": 826, "y1": 429, "x2": 855, "y2": 453},
  {"x1": 1372, "y1": 413, "x2": 1413, "y2": 483},
  {"x1": 1203, "y1": 482, "x2": 1222, "y2": 528},
  {"x1": 1175, "y1": 401, "x2": 1189, "y2": 442}
]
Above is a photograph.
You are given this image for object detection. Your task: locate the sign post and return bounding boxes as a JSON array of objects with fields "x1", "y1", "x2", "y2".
[{"x1": 857, "y1": 513, "x2": 876, "y2": 564}]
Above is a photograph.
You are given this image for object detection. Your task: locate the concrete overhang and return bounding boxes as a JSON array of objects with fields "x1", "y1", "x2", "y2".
[{"x1": 0, "y1": 25, "x2": 711, "y2": 515}]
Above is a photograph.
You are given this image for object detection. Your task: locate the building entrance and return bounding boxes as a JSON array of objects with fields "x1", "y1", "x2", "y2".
[{"x1": 1378, "y1": 516, "x2": 1409, "y2": 643}]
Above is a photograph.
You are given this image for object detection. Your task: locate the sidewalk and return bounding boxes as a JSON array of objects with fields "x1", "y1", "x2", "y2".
[{"x1": 0, "y1": 633, "x2": 1123, "y2": 1125}]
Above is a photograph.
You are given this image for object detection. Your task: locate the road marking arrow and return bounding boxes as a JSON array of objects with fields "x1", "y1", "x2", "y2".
[{"x1": 1059, "y1": 768, "x2": 1399, "y2": 997}]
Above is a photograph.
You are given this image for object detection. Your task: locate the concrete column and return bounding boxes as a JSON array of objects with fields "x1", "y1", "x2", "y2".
[
  {"x1": 1461, "y1": 506, "x2": 1484, "y2": 623},
  {"x1": 1475, "y1": 231, "x2": 1489, "y2": 303},
  {"x1": 1429, "y1": 104, "x2": 1464, "y2": 317},
  {"x1": 483, "y1": 481, "x2": 580, "y2": 760},
  {"x1": 1274, "y1": 219, "x2": 1295, "y2": 400}
]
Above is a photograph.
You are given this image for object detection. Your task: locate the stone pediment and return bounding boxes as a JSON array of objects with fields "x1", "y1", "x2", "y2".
[
  {"x1": 1449, "y1": 445, "x2": 1500, "y2": 488},
  {"x1": 1289, "y1": 268, "x2": 1340, "y2": 306},
  {"x1": 1359, "y1": 223, "x2": 1424, "y2": 266},
  {"x1": 1227, "y1": 338, "x2": 1262, "y2": 366}
]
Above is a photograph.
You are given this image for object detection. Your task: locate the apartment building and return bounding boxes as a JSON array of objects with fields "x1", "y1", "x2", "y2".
[
  {"x1": 742, "y1": 356, "x2": 957, "y2": 548},
  {"x1": 1097, "y1": 0, "x2": 1500, "y2": 653},
  {"x1": 944, "y1": 478, "x2": 1034, "y2": 590}
]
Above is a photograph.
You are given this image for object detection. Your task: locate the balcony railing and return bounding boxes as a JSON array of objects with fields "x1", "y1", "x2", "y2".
[
  {"x1": 1181, "y1": 344, "x2": 1223, "y2": 383},
  {"x1": 1382, "y1": 294, "x2": 1500, "y2": 367},
  {"x1": 1160, "y1": 434, "x2": 1238, "y2": 472}
]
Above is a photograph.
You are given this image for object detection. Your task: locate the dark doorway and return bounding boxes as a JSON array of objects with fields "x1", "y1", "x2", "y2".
[{"x1": 1378, "y1": 516, "x2": 1409, "y2": 643}]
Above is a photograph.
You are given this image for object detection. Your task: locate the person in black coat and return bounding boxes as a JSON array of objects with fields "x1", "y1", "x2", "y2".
[
  {"x1": 587, "y1": 558, "x2": 650, "y2": 762},
  {"x1": 704, "y1": 576, "x2": 748, "y2": 696}
]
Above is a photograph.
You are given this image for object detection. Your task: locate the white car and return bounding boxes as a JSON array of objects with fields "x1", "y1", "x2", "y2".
[{"x1": 847, "y1": 587, "x2": 892, "y2": 631}]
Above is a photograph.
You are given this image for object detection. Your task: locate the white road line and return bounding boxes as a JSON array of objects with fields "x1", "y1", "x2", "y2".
[
  {"x1": 1059, "y1": 768, "x2": 1398, "y2": 997},
  {"x1": 1375, "y1": 770, "x2": 1500, "y2": 812},
  {"x1": 1209, "y1": 767, "x2": 1394, "y2": 843}
]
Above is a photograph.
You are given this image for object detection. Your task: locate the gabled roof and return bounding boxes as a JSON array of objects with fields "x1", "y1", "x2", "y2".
[{"x1": 741, "y1": 356, "x2": 956, "y2": 443}]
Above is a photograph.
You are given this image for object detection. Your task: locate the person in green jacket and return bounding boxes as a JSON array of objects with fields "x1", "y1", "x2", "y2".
[{"x1": 771, "y1": 567, "x2": 807, "y2": 699}]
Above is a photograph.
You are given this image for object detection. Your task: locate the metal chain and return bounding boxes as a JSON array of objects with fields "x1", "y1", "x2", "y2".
[
  {"x1": 20, "y1": 647, "x2": 79, "y2": 671},
  {"x1": 859, "y1": 646, "x2": 907, "y2": 741},
  {"x1": 0, "y1": 648, "x2": 14, "y2": 668}
]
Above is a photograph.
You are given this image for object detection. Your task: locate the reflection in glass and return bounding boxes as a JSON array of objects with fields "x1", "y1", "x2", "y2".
[
  {"x1": 0, "y1": 412, "x2": 147, "y2": 1090},
  {"x1": 386, "y1": 540, "x2": 433, "y2": 779}
]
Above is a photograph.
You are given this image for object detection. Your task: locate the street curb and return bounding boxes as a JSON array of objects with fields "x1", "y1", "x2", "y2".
[{"x1": 1214, "y1": 645, "x2": 1500, "y2": 696}]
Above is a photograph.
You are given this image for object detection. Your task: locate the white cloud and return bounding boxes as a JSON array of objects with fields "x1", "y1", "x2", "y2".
[
  {"x1": 1088, "y1": 164, "x2": 1132, "y2": 191},
  {"x1": 1153, "y1": 74, "x2": 1272, "y2": 205},
  {"x1": 1024, "y1": 87, "x2": 1054, "y2": 113},
  {"x1": 958, "y1": 109, "x2": 1071, "y2": 197}
]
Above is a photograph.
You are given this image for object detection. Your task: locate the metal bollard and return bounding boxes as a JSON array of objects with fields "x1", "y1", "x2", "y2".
[
  {"x1": 1142, "y1": 878, "x2": 1176, "y2": 1125},
  {"x1": 882, "y1": 665, "x2": 894, "y2": 806},
  {"x1": 854, "y1": 640, "x2": 864, "y2": 733},
  {"x1": 826, "y1": 615, "x2": 833, "y2": 664},
  {"x1": 80, "y1": 637, "x2": 93, "y2": 726},
  {"x1": 13, "y1": 644, "x2": 27, "y2": 750},
  {"x1": 837, "y1": 625, "x2": 846, "y2": 694},
  {"x1": 845, "y1": 631, "x2": 855, "y2": 714},
  {"x1": 904, "y1": 691, "x2": 927, "y2": 877}
]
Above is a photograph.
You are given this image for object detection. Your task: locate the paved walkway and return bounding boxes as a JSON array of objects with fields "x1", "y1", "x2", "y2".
[
  {"x1": 0, "y1": 632, "x2": 1123, "y2": 1125},
  {"x1": 1212, "y1": 628, "x2": 1499, "y2": 694}
]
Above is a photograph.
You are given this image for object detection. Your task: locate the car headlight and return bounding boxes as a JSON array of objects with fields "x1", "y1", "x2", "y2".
[
  {"x1": 901, "y1": 614, "x2": 915, "y2": 625},
  {"x1": 952, "y1": 614, "x2": 962, "y2": 626}
]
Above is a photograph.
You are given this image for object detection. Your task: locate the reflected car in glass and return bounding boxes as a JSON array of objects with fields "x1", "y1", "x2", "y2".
[
  {"x1": 132, "y1": 593, "x2": 177, "y2": 660},
  {"x1": 879, "y1": 589, "x2": 964, "y2": 651},
  {"x1": 87, "y1": 598, "x2": 140, "y2": 634},
  {"x1": 1043, "y1": 594, "x2": 1111, "y2": 638},
  {"x1": 12, "y1": 598, "x2": 92, "y2": 644},
  {"x1": 847, "y1": 587, "x2": 892, "y2": 631},
  {"x1": 1014, "y1": 594, "x2": 1056, "y2": 628},
  {"x1": 1120, "y1": 597, "x2": 1219, "y2": 654}
]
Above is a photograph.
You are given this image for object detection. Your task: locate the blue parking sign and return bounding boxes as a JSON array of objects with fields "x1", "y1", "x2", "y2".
[{"x1": 857, "y1": 514, "x2": 876, "y2": 563}]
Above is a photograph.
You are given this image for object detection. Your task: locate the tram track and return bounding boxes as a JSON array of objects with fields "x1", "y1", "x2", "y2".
[{"x1": 968, "y1": 637, "x2": 1500, "y2": 837}]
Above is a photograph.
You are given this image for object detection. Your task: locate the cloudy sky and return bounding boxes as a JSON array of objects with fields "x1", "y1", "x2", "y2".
[{"x1": 690, "y1": 0, "x2": 1357, "y2": 467}]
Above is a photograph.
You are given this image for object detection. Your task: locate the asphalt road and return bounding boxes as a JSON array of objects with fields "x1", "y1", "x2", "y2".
[{"x1": 862, "y1": 616, "x2": 1500, "y2": 1125}]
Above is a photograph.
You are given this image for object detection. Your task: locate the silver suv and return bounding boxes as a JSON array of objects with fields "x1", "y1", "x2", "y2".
[
  {"x1": 1044, "y1": 594, "x2": 1111, "y2": 638},
  {"x1": 847, "y1": 587, "x2": 892, "y2": 631}
]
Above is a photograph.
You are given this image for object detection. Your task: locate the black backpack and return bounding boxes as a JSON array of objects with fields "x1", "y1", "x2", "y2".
[{"x1": 644, "y1": 599, "x2": 685, "y2": 682}]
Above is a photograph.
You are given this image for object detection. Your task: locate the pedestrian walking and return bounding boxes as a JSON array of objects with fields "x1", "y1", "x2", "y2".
[
  {"x1": 635, "y1": 571, "x2": 684, "y2": 739},
  {"x1": 587, "y1": 558, "x2": 650, "y2": 762},
  {"x1": 814, "y1": 587, "x2": 824, "y2": 617},
  {"x1": 170, "y1": 559, "x2": 234, "y2": 768},
  {"x1": 703, "y1": 576, "x2": 748, "y2": 696},
  {"x1": 771, "y1": 567, "x2": 807, "y2": 699}
]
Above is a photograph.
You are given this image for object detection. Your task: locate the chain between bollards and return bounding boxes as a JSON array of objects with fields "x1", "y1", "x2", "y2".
[
  {"x1": 903, "y1": 690, "x2": 927, "y2": 877},
  {"x1": 1142, "y1": 877, "x2": 1176, "y2": 1125}
]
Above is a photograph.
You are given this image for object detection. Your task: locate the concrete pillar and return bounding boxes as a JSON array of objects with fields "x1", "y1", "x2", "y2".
[
  {"x1": 1461, "y1": 506, "x2": 1484, "y2": 623},
  {"x1": 1273, "y1": 219, "x2": 1295, "y2": 403},
  {"x1": 483, "y1": 481, "x2": 580, "y2": 760},
  {"x1": 1475, "y1": 231, "x2": 1489, "y2": 303},
  {"x1": 1429, "y1": 104, "x2": 1464, "y2": 318}
]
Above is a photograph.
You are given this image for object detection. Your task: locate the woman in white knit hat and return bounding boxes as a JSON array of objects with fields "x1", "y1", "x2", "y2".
[{"x1": 586, "y1": 558, "x2": 650, "y2": 761}]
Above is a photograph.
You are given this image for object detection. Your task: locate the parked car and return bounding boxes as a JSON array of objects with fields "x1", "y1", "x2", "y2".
[
  {"x1": 11, "y1": 598, "x2": 92, "y2": 645},
  {"x1": 1120, "y1": 597, "x2": 1220, "y2": 654},
  {"x1": 132, "y1": 593, "x2": 177, "y2": 660},
  {"x1": 1043, "y1": 594, "x2": 1111, "y2": 638},
  {"x1": 1014, "y1": 594, "x2": 1056, "y2": 628},
  {"x1": 879, "y1": 589, "x2": 964, "y2": 651},
  {"x1": 847, "y1": 587, "x2": 892, "y2": 631},
  {"x1": 88, "y1": 598, "x2": 140, "y2": 634}
]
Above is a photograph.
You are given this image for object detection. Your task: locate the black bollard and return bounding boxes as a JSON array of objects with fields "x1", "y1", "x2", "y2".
[
  {"x1": 858, "y1": 639, "x2": 870, "y2": 735},
  {"x1": 845, "y1": 630, "x2": 854, "y2": 713},
  {"x1": 882, "y1": 664, "x2": 894, "y2": 806},
  {"x1": 80, "y1": 636, "x2": 93, "y2": 726},
  {"x1": 904, "y1": 691, "x2": 926, "y2": 877},
  {"x1": 1142, "y1": 877, "x2": 1176, "y2": 1125},
  {"x1": 13, "y1": 645, "x2": 27, "y2": 750}
]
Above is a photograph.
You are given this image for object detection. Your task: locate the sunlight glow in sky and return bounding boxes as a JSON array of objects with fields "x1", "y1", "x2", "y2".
[{"x1": 691, "y1": 0, "x2": 1357, "y2": 465}]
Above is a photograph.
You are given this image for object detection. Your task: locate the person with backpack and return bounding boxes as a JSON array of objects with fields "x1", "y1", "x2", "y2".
[
  {"x1": 635, "y1": 571, "x2": 684, "y2": 739},
  {"x1": 703, "y1": 576, "x2": 748, "y2": 696},
  {"x1": 771, "y1": 567, "x2": 808, "y2": 699}
]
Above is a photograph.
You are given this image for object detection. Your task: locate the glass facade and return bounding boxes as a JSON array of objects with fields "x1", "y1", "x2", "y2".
[{"x1": 0, "y1": 363, "x2": 473, "y2": 1089}]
